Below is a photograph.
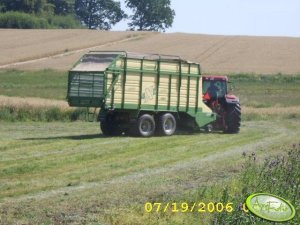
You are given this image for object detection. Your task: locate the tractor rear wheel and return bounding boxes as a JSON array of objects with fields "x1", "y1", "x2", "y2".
[
  {"x1": 224, "y1": 103, "x2": 241, "y2": 133},
  {"x1": 157, "y1": 113, "x2": 176, "y2": 136}
]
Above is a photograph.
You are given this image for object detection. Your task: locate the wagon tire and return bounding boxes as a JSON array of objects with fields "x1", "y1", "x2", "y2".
[
  {"x1": 100, "y1": 122, "x2": 110, "y2": 136},
  {"x1": 158, "y1": 113, "x2": 176, "y2": 136},
  {"x1": 131, "y1": 114, "x2": 155, "y2": 137},
  {"x1": 100, "y1": 115, "x2": 123, "y2": 136}
]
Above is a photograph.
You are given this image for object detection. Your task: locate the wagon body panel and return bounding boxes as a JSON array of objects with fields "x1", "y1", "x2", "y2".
[{"x1": 67, "y1": 51, "x2": 215, "y2": 128}]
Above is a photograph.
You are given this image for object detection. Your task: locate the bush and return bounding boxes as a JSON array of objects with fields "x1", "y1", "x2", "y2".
[
  {"x1": 47, "y1": 15, "x2": 82, "y2": 28},
  {"x1": 0, "y1": 11, "x2": 82, "y2": 29},
  {"x1": 0, "y1": 12, "x2": 49, "y2": 29}
]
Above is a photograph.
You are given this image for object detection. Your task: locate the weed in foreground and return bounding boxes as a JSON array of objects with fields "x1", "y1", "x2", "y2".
[{"x1": 214, "y1": 144, "x2": 300, "y2": 225}]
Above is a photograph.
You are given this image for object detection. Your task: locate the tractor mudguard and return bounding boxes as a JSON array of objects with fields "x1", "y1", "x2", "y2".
[{"x1": 225, "y1": 94, "x2": 240, "y2": 104}]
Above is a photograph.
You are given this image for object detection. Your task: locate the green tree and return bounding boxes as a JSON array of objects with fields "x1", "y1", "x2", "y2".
[
  {"x1": 125, "y1": 0, "x2": 175, "y2": 31},
  {"x1": 47, "y1": 0, "x2": 72, "y2": 15},
  {"x1": 0, "y1": 0, "x2": 47, "y2": 14},
  {"x1": 74, "y1": 0, "x2": 126, "y2": 29}
]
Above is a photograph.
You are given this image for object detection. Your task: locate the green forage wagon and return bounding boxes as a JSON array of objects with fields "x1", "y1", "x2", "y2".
[{"x1": 67, "y1": 51, "x2": 240, "y2": 137}]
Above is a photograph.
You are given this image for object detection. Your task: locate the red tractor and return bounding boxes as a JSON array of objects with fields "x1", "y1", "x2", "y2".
[{"x1": 202, "y1": 75, "x2": 241, "y2": 133}]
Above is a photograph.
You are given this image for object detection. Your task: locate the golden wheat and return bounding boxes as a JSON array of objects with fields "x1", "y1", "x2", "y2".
[
  {"x1": 0, "y1": 29, "x2": 153, "y2": 67},
  {"x1": 1, "y1": 30, "x2": 299, "y2": 74}
]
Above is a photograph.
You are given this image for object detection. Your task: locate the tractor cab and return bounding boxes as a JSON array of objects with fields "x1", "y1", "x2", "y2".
[
  {"x1": 202, "y1": 75, "x2": 241, "y2": 133},
  {"x1": 202, "y1": 75, "x2": 239, "y2": 104},
  {"x1": 203, "y1": 76, "x2": 229, "y2": 100}
]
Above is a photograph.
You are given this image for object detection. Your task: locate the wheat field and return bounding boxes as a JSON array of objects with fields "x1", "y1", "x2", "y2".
[{"x1": 1, "y1": 29, "x2": 300, "y2": 74}]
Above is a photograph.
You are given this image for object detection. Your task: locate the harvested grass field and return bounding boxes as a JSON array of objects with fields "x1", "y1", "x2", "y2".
[
  {"x1": 0, "y1": 70, "x2": 299, "y2": 224},
  {"x1": 0, "y1": 120, "x2": 299, "y2": 224},
  {"x1": 0, "y1": 30, "x2": 300, "y2": 74}
]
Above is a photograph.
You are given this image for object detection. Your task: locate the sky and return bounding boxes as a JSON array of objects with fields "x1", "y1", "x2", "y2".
[{"x1": 112, "y1": 0, "x2": 300, "y2": 37}]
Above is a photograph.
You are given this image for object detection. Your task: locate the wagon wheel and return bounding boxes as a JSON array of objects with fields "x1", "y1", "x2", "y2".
[
  {"x1": 157, "y1": 113, "x2": 176, "y2": 136},
  {"x1": 100, "y1": 114, "x2": 123, "y2": 136},
  {"x1": 130, "y1": 114, "x2": 155, "y2": 137}
]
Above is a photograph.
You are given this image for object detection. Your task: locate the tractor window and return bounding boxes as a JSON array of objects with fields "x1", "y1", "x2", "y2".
[
  {"x1": 203, "y1": 80, "x2": 227, "y2": 97},
  {"x1": 202, "y1": 80, "x2": 211, "y2": 94},
  {"x1": 215, "y1": 81, "x2": 227, "y2": 97}
]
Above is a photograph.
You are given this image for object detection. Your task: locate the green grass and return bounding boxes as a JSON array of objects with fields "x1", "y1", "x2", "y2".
[
  {"x1": 0, "y1": 69, "x2": 67, "y2": 100},
  {"x1": 1, "y1": 70, "x2": 300, "y2": 106},
  {"x1": 0, "y1": 120, "x2": 299, "y2": 224},
  {"x1": 0, "y1": 70, "x2": 299, "y2": 224},
  {"x1": 213, "y1": 145, "x2": 300, "y2": 225},
  {"x1": 227, "y1": 73, "x2": 300, "y2": 107},
  {"x1": 1, "y1": 70, "x2": 300, "y2": 122},
  {"x1": 0, "y1": 106, "x2": 88, "y2": 122}
]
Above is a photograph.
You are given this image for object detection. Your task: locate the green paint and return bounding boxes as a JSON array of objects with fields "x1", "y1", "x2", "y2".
[
  {"x1": 67, "y1": 51, "x2": 216, "y2": 129},
  {"x1": 102, "y1": 103, "x2": 215, "y2": 128}
]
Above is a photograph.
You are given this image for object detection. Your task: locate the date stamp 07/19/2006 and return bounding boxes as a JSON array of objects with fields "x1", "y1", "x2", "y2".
[{"x1": 144, "y1": 202, "x2": 249, "y2": 214}]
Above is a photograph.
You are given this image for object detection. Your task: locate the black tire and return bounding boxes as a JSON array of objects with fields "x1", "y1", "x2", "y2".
[
  {"x1": 157, "y1": 113, "x2": 176, "y2": 136},
  {"x1": 225, "y1": 103, "x2": 241, "y2": 133},
  {"x1": 100, "y1": 121, "x2": 111, "y2": 136},
  {"x1": 131, "y1": 114, "x2": 155, "y2": 137},
  {"x1": 100, "y1": 115, "x2": 123, "y2": 136}
]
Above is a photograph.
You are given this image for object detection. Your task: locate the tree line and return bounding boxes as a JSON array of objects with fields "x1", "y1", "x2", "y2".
[{"x1": 0, "y1": 0, "x2": 175, "y2": 31}]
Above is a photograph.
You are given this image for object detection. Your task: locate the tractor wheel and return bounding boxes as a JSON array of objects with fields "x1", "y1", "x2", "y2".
[
  {"x1": 224, "y1": 103, "x2": 241, "y2": 133},
  {"x1": 157, "y1": 113, "x2": 176, "y2": 136},
  {"x1": 130, "y1": 114, "x2": 155, "y2": 137}
]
